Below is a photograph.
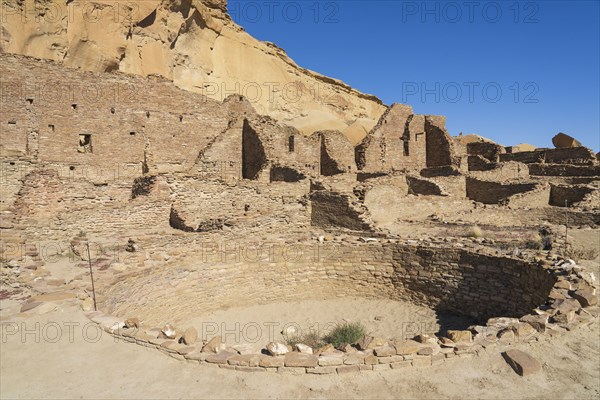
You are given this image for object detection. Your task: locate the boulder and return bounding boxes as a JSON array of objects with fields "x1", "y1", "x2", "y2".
[
  {"x1": 182, "y1": 327, "x2": 198, "y2": 345},
  {"x1": 294, "y1": 343, "x2": 313, "y2": 354},
  {"x1": 552, "y1": 132, "x2": 582, "y2": 148},
  {"x1": 161, "y1": 324, "x2": 177, "y2": 339},
  {"x1": 502, "y1": 349, "x2": 542, "y2": 376},
  {"x1": 266, "y1": 341, "x2": 289, "y2": 356}
]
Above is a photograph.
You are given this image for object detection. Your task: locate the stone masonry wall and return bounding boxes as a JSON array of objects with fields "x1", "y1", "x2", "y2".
[
  {"x1": 100, "y1": 241, "x2": 556, "y2": 326},
  {"x1": 466, "y1": 177, "x2": 548, "y2": 205},
  {"x1": 0, "y1": 54, "x2": 237, "y2": 174}
]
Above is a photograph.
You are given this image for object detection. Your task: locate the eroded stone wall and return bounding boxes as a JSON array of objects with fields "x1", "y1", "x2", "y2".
[{"x1": 100, "y1": 241, "x2": 557, "y2": 326}]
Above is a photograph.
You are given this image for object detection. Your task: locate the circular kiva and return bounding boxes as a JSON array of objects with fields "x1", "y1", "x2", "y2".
[{"x1": 89, "y1": 242, "x2": 598, "y2": 374}]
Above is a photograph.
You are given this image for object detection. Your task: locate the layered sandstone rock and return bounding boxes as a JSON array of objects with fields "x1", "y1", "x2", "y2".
[{"x1": 1, "y1": 0, "x2": 385, "y2": 137}]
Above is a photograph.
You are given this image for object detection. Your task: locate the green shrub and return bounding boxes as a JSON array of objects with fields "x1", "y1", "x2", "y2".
[{"x1": 323, "y1": 322, "x2": 367, "y2": 348}]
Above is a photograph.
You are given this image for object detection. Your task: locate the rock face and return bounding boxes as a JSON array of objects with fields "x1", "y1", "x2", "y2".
[
  {"x1": 552, "y1": 133, "x2": 582, "y2": 148},
  {"x1": 1, "y1": 0, "x2": 384, "y2": 138}
]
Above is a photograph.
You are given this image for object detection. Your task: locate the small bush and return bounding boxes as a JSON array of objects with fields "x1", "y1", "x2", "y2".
[
  {"x1": 283, "y1": 330, "x2": 325, "y2": 349},
  {"x1": 467, "y1": 225, "x2": 483, "y2": 238},
  {"x1": 523, "y1": 233, "x2": 542, "y2": 250},
  {"x1": 323, "y1": 322, "x2": 367, "y2": 348}
]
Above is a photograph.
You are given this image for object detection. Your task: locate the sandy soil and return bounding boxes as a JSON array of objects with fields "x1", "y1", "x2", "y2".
[
  {"x1": 1, "y1": 229, "x2": 598, "y2": 399},
  {"x1": 187, "y1": 299, "x2": 461, "y2": 347},
  {"x1": 0, "y1": 301, "x2": 598, "y2": 400}
]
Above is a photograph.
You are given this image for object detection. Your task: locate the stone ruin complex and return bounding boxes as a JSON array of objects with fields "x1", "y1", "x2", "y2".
[{"x1": 1, "y1": 25, "x2": 599, "y2": 376}]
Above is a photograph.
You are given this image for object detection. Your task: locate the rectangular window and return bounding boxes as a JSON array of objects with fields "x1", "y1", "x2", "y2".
[
  {"x1": 78, "y1": 134, "x2": 92, "y2": 153},
  {"x1": 288, "y1": 135, "x2": 295, "y2": 152}
]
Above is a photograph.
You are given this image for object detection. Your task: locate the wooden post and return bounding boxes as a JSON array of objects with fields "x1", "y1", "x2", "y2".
[
  {"x1": 86, "y1": 241, "x2": 97, "y2": 311},
  {"x1": 564, "y1": 200, "x2": 569, "y2": 256}
]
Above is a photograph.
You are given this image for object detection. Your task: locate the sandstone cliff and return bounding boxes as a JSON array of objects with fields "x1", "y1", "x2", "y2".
[{"x1": 1, "y1": 0, "x2": 385, "y2": 138}]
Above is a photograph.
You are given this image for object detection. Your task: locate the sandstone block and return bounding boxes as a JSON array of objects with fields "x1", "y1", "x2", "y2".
[
  {"x1": 520, "y1": 314, "x2": 549, "y2": 333},
  {"x1": 182, "y1": 327, "x2": 198, "y2": 345},
  {"x1": 337, "y1": 365, "x2": 360, "y2": 374},
  {"x1": 308, "y1": 366, "x2": 337, "y2": 374},
  {"x1": 364, "y1": 354, "x2": 378, "y2": 365},
  {"x1": 294, "y1": 343, "x2": 313, "y2": 354},
  {"x1": 552, "y1": 132, "x2": 581, "y2": 148},
  {"x1": 343, "y1": 353, "x2": 365, "y2": 365},
  {"x1": 318, "y1": 354, "x2": 344, "y2": 366},
  {"x1": 277, "y1": 367, "x2": 306, "y2": 375},
  {"x1": 446, "y1": 330, "x2": 472, "y2": 343},
  {"x1": 373, "y1": 345, "x2": 395, "y2": 357},
  {"x1": 394, "y1": 340, "x2": 420, "y2": 355},
  {"x1": 503, "y1": 349, "x2": 542, "y2": 376},
  {"x1": 259, "y1": 356, "x2": 285, "y2": 368},
  {"x1": 284, "y1": 352, "x2": 318, "y2": 368},
  {"x1": 205, "y1": 351, "x2": 237, "y2": 365},
  {"x1": 572, "y1": 287, "x2": 598, "y2": 307},
  {"x1": 202, "y1": 336, "x2": 223, "y2": 353}
]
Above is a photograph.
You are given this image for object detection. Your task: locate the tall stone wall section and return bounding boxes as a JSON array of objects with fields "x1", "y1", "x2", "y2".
[{"x1": 0, "y1": 54, "x2": 237, "y2": 174}]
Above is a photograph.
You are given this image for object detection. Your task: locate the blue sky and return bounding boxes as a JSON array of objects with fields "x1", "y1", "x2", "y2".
[{"x1": 228, "y1": 0, "x2": 600, "y2": 151}]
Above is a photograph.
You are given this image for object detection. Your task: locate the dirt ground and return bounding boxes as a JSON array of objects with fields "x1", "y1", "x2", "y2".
[
  {"x1": 0, "y1": 304, "x2": 598, "y2": 400},
  {"x1": 1, "y1": 229, "x2": 598, "y2": 400}
]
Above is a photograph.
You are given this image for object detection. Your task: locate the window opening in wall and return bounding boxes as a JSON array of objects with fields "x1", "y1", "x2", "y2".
[
  {"x1": 111, "y1": 107, "x2": 115, "y2": 114},
  {"x1": 78, "y1": 134, "x2": 92, "y2": 153},
  {"x1": 146, "y1": 111, "x2": 150, "y2": 118},
  {"x1": 288, "y1": 135, "x2": 295, "y2": 152},
  {"x1": 8, "y1": 120, "x2": 16, "y2": 125},
  {"x1": 415, "y1": 132, "x2": 424, "y2": 142},
  {"x1": 403, "y1": 134, "x2": 410, "y2": 156},
  {"x1": 130, "y1": 131, "x2": 136, "y2": 136},
  {"x1": 179, "y1": 115, "x2": 183, "y2": 122},
  {"x1": 48, "y1": 124, "x2": 55, "y2": 132},
  {"x1": 26, "y1": 98, "x2": 33, "y2": 104},
  {"x1": 71, "y1": 104, "x2": 77, "y2": 110},
  {"x1": 70, "y1": 166, "x2": 75, "y2": 171}
]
